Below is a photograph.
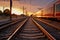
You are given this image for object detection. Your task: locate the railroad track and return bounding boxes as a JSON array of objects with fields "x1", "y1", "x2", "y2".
[
  {"x1": 0, "y1": 17, "x2": 26, "y2": 30},
  {"x1": 0, "y1": 17, "x2": 27, "y2": 40},
  {"x1": 34, "y1": 18, "x2": 60, "y2": 30},
  {"x1": 0, "y1": 20, "x2": 12, "y2": 26},
  {"x1": 0, "y1": 16, "x2": 27, "y2": 26},
  {"x1": 8, "y1": 17, "x2": 55, "y2": 40},
  {"x1": 34, "y1": 18, "x2": 60, "y2": 40}
]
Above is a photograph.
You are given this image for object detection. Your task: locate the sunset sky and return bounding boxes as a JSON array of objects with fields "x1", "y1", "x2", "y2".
[{"x1": 0, "y1": 0, "x2": 57, "y2": 15}]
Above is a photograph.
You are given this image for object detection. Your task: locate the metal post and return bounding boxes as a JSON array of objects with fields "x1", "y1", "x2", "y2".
[
  {"x1": 3, "y1": 0, "x2": 5, "y2": 12},
  {"x1": 26, "y1": 10, "x2": 27, "y2": 16},
  {"x1": 23, "y1": 6, "x2": 24, "y2": 14},
  {"x1": 3, "y1": 6, "x2": 4, "y2": 12},
  {"x1": 50, "y1": 0, "x2": 57, "y2": 18},
  {"x1": 53, "y1": 4, "x2": 55, "y2": 17},
  {"x1": 10, "y1": 0, "x2": 12, "y2": 20},
  {"x1": 41, "y1": 10, "x2": 43, "y2": 17},
  {"x1": 30, "y1": 0, "x2": 31, "y2": 9}
]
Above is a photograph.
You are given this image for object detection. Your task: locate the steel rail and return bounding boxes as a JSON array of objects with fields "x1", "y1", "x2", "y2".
[
  {"x1": 7, "y1": 19, "x2": 28, "y2": 40},
  {"x1": 32, "y1": 18, "x2": 56, "y2": 40}
]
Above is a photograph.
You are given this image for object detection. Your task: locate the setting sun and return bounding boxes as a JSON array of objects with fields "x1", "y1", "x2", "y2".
[
  {"x1": 35, "y1": 10, "x2": 42, "y2": 17},
  {"x1": 12, "y1": 8, "x2": 23, "y2": 15},
  {"x1": 0, "y1": 6, "x2": 23, "y2": 15}
]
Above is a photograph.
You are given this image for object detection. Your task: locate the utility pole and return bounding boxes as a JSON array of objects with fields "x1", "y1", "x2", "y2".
[
  {"x1": 3, "y1": 0, "x2": 5, "y2": 12},
  {"x1": 3, "y1": 6, "x2": 4, "y2": 12},
  {"x1": 26, "y1": 10, "x2": 28, "y2": 16},
  {"x1": 53, "y1": 4, "x2": 55, "y2": 17},
  {"x1": 23, "y1": 6, "x2": 24, "y2": 15},
  {"x1": 49, "y1": 0, "x2": 57, "y2": 17},
  {"x1": 30, "y1": 0, "x2": 32, "y2": 12},
  {"x1": 30, "y1": 0, "x2": 31, "y2": 9},
  {"x1": 22, "y1": 0, "x2": 24, "y2": 15},
  {"x1": 10, "y1": 0, "x2": 12, "y2": 21}
]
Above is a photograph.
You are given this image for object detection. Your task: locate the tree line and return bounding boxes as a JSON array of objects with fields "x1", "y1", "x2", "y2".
[{"x1": 0, "y1": 9, "x2": 11, "y2": 16}]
